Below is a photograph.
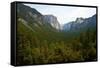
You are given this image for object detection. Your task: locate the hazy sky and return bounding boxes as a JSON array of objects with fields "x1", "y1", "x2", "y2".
[{"x1": 24, "y1": 3, "x2": 96, "y2": 25}]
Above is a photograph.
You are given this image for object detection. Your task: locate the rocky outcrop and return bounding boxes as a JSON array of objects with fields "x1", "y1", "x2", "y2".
[{"x1": 43, "y1": 15, "x2": 60, "y2": 30}]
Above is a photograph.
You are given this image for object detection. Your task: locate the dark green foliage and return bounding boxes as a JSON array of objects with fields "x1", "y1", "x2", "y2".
[{"x1": 16, "y1": 18, "x2": 97, "y2": 65}]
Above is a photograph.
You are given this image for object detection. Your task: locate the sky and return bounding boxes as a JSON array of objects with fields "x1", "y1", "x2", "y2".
[{"x1": 24, "y1": 3, "x2": 96, "y2": 25}]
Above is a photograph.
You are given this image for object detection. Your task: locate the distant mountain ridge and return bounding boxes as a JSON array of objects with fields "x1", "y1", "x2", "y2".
[
  {"x1": 62, "y1": 14, "x2": 96, "y2": 31},
  {"x1": 17, "y1": 3, "x2": 96, "y2": 32}
]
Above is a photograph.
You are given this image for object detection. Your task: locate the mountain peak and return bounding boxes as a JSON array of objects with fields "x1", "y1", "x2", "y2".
[
  {"x1": 75, "y1": 17, "x2": 84, "y2": 23},
  {"x1": 62, "y1": 14, "x2": 96, "y2": 31},
  {"x1": 43, "y1": 15, "x2": 57, "y2": 20}
]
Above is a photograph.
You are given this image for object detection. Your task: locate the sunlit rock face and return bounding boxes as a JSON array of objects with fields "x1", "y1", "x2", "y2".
[{"x1": 43, "y1": 15, "x2": 61, "y2": 30}]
